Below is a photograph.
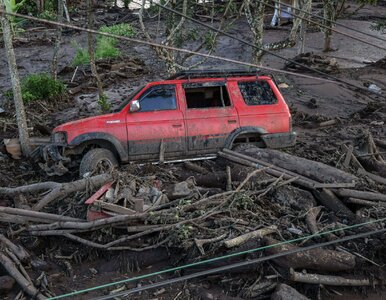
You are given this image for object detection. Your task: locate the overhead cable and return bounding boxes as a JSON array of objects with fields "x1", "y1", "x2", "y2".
[
  {"x1": 255, "y1": 0, "x2": 386, "y2": 51},
  {"x1": 131, "y1": 0, "x2": 383, "y2": 97},
  {"x1": 270, "y1": 0, "x2": 386, "y2": 43}
]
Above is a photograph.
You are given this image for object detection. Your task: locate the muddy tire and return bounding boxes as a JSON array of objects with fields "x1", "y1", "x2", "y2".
[
  {"x1": 79, "y1": 148, "x2": 118, "y2": 177},
  {"x1": 232, "y1": 143, "x2": 260, "y2": 152}
]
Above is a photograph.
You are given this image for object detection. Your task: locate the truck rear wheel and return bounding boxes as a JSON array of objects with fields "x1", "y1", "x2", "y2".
[{"x1": 79, "y1": 148, "x2": 118, "y2": 177}]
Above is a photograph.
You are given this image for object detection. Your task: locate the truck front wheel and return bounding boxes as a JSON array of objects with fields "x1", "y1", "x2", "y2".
[{"x1": 79, "y1": 148, "x2": 118, "y2": 177}]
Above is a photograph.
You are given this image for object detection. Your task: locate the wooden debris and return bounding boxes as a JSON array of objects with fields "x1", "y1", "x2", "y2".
[
  {"x1": 334, "y1": 189, "x2": 386, "y2": 202},
  {"x1": 0, "y1": 253, "x2": 46, "y2": 300},
  {"x1": 289, "y1": 269, "x2": 385, "y2": 286},
  {"x1": 265, "y1": 238, "x2": 356, "y2": 272},
  {"x1": 224, "y1": 226, "x2": 277, "y2": 248},
  {"x1": 271, "y1": 283, "x2": 310, "y2": 300}
]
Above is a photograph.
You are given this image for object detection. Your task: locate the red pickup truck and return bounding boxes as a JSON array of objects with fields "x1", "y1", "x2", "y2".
[{"x1": 44, "y1": 70, "x2": 296, "y2": 176}]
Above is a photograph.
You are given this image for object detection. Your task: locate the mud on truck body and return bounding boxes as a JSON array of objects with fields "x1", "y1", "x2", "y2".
[{"x1": 42, "y1": 70, "x2": 296, "y2": 176}]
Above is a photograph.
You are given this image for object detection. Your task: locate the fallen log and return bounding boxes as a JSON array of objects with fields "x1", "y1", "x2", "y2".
[
  {"x1": 0, "y1": 253, "x2": 46, "y2": 300},
  {"x1": 0, "y1": 234, "x2": 30, "y2": 262},
  {"x1": 312, "y1": 188, "x2": 354, "y2": 217},
  {"x1": 33, "y1": 174, "x2": 113, "y2": 211},
  {"x1": 305, "y1": 206, "x2": 322, "y2": 234},
  {"x1": 334, "y1": 189, "x2": 386, "y2": 202},
  {"x1": 344, "y1": 197, "x2": 386, "y2": 207},
  {"x1": 218, "y1": 151, "x2": 316, "y2": 189},
  {"x1": 225, "y1": 147, "x2": 357, "y2": 184},
  {"x1": 289, "y1": 269, "x2": 385, "y2": 286},
  {"x1": 224, "y1": 226, "x2": 277, "y2": 248},
  {"x1": 264, "y1": 238, "x2": 356, "y2": 272},
  {"x1": 271, "y1": 283, "x2": 310, "y2": 300},
  {"x1": 0, "y1": 206, "x2": 84, "y2": 223}
]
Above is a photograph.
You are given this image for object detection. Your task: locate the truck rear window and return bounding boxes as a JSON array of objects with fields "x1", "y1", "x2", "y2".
[
  {"x1": 183, "y1": 83, "x2": 231, "y2": 109},
  {"x1": 238, "y1": 81, "x2": 277, "y2": 105}
]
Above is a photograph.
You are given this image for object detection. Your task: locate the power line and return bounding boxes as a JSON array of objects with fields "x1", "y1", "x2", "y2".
[
  {"x1": 271, "y1": 0, "x2": 386, "y2": 43},
  {"x1": 256, "y1": 0, "x2": 386, "y2": 51},
  {"x1": 0, "y1": 8, "x2": 381, "y2": 98},
  {"x1": 0, "y1": 9, "x2": 334, "y2": 84},
  {"x1": 92, "y1": 227, "x2": 386, "y2": 300},
  {"x1": 47, "y1": 217, "x2": 386, "y2": 299},
  {"x1": 131, "y1": 0, "x2": 382, "y2": 97}
]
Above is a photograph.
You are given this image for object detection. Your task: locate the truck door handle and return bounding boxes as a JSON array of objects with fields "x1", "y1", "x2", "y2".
[
  {"x1": 228, "y1": 120, "x2": 237, "y2": 124},
  {"x1": 172, "y1": 124, "x2": 182, "y2": 128}
]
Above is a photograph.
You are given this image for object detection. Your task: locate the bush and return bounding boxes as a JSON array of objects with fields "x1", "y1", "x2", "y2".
[
  {"x1": 17, "y1": 73, "x2": 66, "y2": 103},
  {"x1": 72, "y1": 23, "x2": 136, "y2": 66}
]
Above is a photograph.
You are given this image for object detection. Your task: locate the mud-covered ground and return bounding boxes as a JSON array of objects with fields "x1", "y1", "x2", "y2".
[{"x1": 0, "y1": 1, "x2": 385, "y2": 300}]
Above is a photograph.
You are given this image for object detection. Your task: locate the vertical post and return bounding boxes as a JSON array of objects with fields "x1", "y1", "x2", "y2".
[{"x1": 1, "y1": 1, "x2": 31, "y2": 156}]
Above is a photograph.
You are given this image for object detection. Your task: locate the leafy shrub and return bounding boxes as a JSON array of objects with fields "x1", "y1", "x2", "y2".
[
  {"x1": 17, "y1": 73, "x2": 66, "y2": 103},
  {"x1": 72, "y1": 23, "x2": 136, "y2": 66}
]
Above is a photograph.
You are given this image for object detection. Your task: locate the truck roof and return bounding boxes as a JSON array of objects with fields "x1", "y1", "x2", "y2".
[{"x1": 168, "y1": 69, "x2": 261, "y2": 80}]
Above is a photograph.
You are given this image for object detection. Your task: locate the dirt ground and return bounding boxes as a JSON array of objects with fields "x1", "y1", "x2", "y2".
[{"x1": 0, "y1": 1, "x2": 385, "y2": 300}]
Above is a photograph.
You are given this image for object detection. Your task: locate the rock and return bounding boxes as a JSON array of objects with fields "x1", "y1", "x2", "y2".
[
  {"x1": 271, "y1": 284, "x2": 310, "y2": 300},
  {"x1": 0, "y1": 275, "x2": 15, "y2": 292},
  {"x1": 3, "y1": 138, "x2": 21, "y2": 159},
  {"x1": 278, "y1": 83, "x2": 289, "y2": 89},
  {"x1": 31, "y1": 257, "x2": 50, "y2": 271}
]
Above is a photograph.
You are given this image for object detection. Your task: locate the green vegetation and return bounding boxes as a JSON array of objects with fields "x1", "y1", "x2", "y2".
[
  {"x1": 97, "y1": 94, "x2": 111, "y2": 113},
  {"x1": 371, "y1": 14, "x2": 386, "y2": 31},
  {"x1": 6, "y1": 73, "x2": 66, "y2": 103},
  {"x1": 72, "y1": 23, "x2": 136, "y2": 66}
]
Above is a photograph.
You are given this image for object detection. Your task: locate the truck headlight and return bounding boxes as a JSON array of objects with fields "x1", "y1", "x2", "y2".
[{"x1": 52, "y1": 132, "x2": 67, "y2": 144}]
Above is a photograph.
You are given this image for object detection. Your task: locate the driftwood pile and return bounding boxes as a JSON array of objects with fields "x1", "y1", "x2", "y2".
[{"x1": 0, "y1": 140, "x2": 385, "y2": 299}]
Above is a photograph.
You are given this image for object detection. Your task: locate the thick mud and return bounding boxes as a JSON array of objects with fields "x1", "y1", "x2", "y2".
[{"x1": 0, "y1": 2, "x2": 385, "y2": 299}]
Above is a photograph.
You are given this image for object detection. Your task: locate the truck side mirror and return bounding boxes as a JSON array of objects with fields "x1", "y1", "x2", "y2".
[{"x1": 129, "y1": 100, "x2": 140, "y2": 112}]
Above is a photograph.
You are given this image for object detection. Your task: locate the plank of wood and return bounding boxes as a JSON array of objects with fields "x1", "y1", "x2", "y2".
[{"x1": 94, "y1": 200, "x2": 136, "y2": 215}]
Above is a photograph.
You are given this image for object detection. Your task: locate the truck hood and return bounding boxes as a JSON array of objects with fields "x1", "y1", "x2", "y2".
[{"x1": 53, "y1": 113, "x2": 121, "y2": 133}]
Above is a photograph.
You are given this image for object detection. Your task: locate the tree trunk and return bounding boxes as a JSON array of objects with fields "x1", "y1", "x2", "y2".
[
  {"x1": 322, "y1": 0, "x2": 335, "y2": 52},
  {"x1": 1, "y1": 2, "x2": 31, "y2": 156},
  {"x1": 87, "y1": 0, "x2": 104, "y2": 99},
  {"x1": 244, "y1": 0, "x2": 268, "y2": 64},
  {"x1": 51, "y1": 0, "x2": 64, "y2": 80}
]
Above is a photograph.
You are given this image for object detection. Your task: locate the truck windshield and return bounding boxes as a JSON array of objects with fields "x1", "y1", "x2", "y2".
[{"x1": 114, "y1": 85, "x2": 145, "y2": 112}]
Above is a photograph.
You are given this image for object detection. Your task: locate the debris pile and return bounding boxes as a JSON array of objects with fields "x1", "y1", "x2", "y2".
[{"x1": 0, "y1": 138, "x2": 385, "y2": 298}]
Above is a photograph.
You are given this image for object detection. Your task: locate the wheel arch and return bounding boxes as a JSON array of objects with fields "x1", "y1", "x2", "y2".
[{"x1": 68, "y1": 132, "x2": 128, "y2": 162}]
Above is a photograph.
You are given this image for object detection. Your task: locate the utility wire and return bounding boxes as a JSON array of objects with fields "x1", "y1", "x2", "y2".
[
  {"x1": 0, "y1": 8, "x2": 338, "y2": 85},
  {"x1": 255, "y1": 0, "x2": 386, "y2": 51},
  {"x1": 47, "y1": 217, "x2": 386, "y2": 299},
  {"x1": 131, "y1": 0, "x2": 382, "y2": 97},
  {"x1": 0, "y1": 8, "x2": 381, "y2": 98},
  {"x1": 270, "y1": 0, "x2": 386, "y2": 43},
  {"x1": 92, "y1": 227, "x2": 386, "y2": 300}
]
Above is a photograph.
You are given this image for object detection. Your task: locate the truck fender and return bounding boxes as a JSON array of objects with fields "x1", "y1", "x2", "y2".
[{"x1": 69, "y1": 132, "x2": 129, "y2": 162}]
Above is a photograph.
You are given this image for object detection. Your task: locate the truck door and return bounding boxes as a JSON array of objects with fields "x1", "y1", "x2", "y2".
[
  {"x1": 126, "y1": 84, "x2": 186, "y2": 159},
  {"x1": 182, "y1": 82, "x2": 239, "y2": 153}
]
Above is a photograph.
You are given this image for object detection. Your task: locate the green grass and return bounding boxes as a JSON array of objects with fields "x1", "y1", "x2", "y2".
[
  {"x1": 5, "y1": 73, "x2": 67, "y2": 103},
  {"x1": 72, "y1": 23, "x2": 136, "y2": 66}
]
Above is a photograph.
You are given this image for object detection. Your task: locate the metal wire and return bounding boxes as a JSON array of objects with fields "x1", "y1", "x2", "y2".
[
  {"x1": 91, "y1": 227, "x2": 386, "y2": 300},
  {"x1": 47, "y1": 217, "x2": 386, "y2": 299},
  {"x1": 255, "y1": 0, "x2": 386, "y2": 51},
  {"x1": 270, "y1": 0, "x2": 386, "y2": 43},
  {"x1": 130, "y1": 0, "x2": 383, "y2": 97}
]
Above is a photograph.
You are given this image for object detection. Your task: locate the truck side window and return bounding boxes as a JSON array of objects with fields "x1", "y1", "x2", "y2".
[
  {"x1": 183, "y1": 83, "x2": 230, "y2": 109},
  {"x1": 139, "y1": 85, "x2": 177, "y2": 112},
  {"x1": 238, "y1": 81, "x2": 277, "y2": 105}
]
